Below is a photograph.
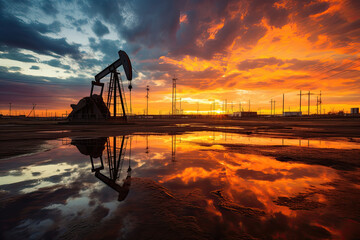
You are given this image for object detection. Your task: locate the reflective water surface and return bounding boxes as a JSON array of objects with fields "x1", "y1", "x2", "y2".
[{"x1": 1, "y1": 132, "x2": 359, "y2": 239}]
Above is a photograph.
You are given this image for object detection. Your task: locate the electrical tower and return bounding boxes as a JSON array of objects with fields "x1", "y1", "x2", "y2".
[
  {"x1": 172, "y1": 77, "x2": 177, "y2": 115},
  {"x1": 306, "y1": 91, "x2": 315, "y2": 115},
  {"x1": 27, "y1": 104, "x2": 37, "y2": 118},
  {"x1": 146, "y1": 85, "x2": 149, "y2": 115},
  {"x1": 317, "y1": 91, "x2": 322, "y2": 115}
]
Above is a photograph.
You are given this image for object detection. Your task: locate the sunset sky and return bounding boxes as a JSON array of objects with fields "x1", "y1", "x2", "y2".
[{"x1": 0, "y1": 0, "x2": 359, "y2": 116}]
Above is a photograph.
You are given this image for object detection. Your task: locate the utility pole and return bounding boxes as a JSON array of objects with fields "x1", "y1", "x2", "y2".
[
  {"x1": 9, "y1": 103, "x2": 11, "y2": 116},
  {"x1": 270, "y1": 99, "x2": 273, "y2": 116},
  {"x1": 146, "y1": 85, "x2": 149, "y2": 116},
  {"x1": 316, "y1": 96, "x2": 319, "y2": 115},
  {"x1": 274, "y1": 100, "x2": 276, "y2": 116},
  {"x1": 298, "y1": 90, "x2": 302, "y2": 113},
  {"x1": 307, "y1": 91, "x2": 315, "y2": 116},
  {"x1": 319, "y1": 91, "x2": 322, "y2": 115},
  {"x1": 282, "y1": 93, "x2": 284, "y2": 115},
  {"x1": 308, "y1": 91, "x2": 310, "y2": 115},
  {"x1": 172, "y1": 77, "x2": 177, "y2": 115},
  {"x1": 225, "y1": 99, "x2": 227, "y2": 113},
  {"x1": 179, "y1": 98, "x2": 182, "y2": 114}
]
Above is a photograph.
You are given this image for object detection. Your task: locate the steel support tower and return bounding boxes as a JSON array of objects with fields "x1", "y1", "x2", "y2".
[{"x1": 172, "y1": 77, "x2": 177, "y2": 115}]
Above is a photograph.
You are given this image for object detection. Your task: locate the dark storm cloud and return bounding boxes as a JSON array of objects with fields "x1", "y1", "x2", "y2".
[
  {"x1": 65, "y1": 15, "x2": 88, "y2": 32},
  {"x1": 0, "y1": 68, "x2": 90, "y2": 106},
  {"x1": 284, "y1": 59, "x2": 322, "y2": 71},
  {"x1": 170, "y1": 1, "x2": 241, "y2": 59},
  {"x1": 120, "y1": 0, "x2": 181, "y2": 47},
  {"x1": 290, "y1": 0, "x2": 360, "y2": 49},
  {"x1": 33, "y1": 20, "x2": 62, "y2": 34},
  {"x1": 43, "y1": 59, "x2": 71, "y2": 70},
  {"x1": 237, "y1": 57, "x2": 285, "y2": 70},
  {"x1": 8, "y1": 66, "x2": 21, "y2": 71},
  {"x1": 30, "y1": 65, "x2": 40, "y2": 70},
  {"x1": 236, "y1": 57, "x2": 331, "y2": 73},
  {"x1": 296, "y1": 1, "x2": 330, "y2": 18},
  {"x1": 80, "y1": 0, "x2": 182, "y2": 58},
  {"x1": 43, "y1": 171, "x2": 72, "y2": 183},
  {"x1": 243, "y1": 0, "x2": 290, "y2": 27},
  {"x1": 78, "y1": 0, "x2": 359, "y2": 62},
  {"x1": 0, "y1": 47, "x2": 38, "y2": 63},
  {"x1": 183, "y1": 67, "x2": 223, "y2": 80},
  {"x1": 40, "y1": 0, "x2": 59, "y2": 16},
  {"x1": 0, "y1": 79, "x2": 85, "y2": 106},
  {"x1": 0, "y1": 0, "x2": 33, "y2": 15},
  {"x1": 170, "y1": 0, "x2": 290, "y2": 59},
  {"x1": 0, "y1": 13, "x2": 81, "y2": 59},
  {"x1": 87, "y1": 37, "x2": 129, "y2": 69},
  {"x1": 92, "y1": 20, "x2": 110, "y2": 37}
]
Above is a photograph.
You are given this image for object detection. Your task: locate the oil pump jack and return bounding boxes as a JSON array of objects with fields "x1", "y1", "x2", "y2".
[
  {"x1": 68, "y1": 50, "x2": 133, "y2": 122},
  {"x1": 71, "y1": 136, "x2": 132, "y2": 202}
]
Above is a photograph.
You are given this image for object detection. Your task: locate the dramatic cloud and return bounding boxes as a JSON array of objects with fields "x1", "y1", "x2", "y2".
[
  {"x1": 40, "y1": 0, "x2": 59, "y2": 16},
  {"x1": 92, "y1": 20, "x2": 110, "y2": 37},
  {"x1": 0, "y1": 47, "x2": 38, "y2": 63},
  {"x1": 0, "y1": 13, "x2": 80, "y2": 59},
  {"x1": 33, "y1": 20, "x2": 62, "y2": 34},
  {"x1": 237, "y1": 58, "x2": 285, "y2": 71},
  {"x1": 0, "y1": 0, "x2": 359, "y2": 114},
  {"x1": 30, "y1": 65, "x2": 40, "y2": 70},
  {"x1": 43, "y1": 59, "x2": 71, "y2": 70}
]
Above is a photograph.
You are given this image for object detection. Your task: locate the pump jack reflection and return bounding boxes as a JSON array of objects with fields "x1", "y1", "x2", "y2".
[{"x1": 71, "y1": 136, "x2": 131, "y2": 201}]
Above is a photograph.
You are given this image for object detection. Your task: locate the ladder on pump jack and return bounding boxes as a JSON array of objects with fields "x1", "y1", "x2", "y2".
[
  {"x1": 106, "y1": 136, "x2": 129, "y2": 181},
  {"x1": 105, "y1": 72, "x2": 129, "y2": 118}
]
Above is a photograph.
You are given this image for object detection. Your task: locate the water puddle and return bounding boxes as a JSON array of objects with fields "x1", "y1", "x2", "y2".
[
  {"x1": 0, "y1": 132, "x2": 358, "y2": 239},
  {"x1": 184, "y1": 131, "x2": 360, "y2": 149}
]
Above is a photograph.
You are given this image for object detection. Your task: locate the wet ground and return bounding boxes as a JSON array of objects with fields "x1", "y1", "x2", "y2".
[{"x1": 0, "y1": 118, "x2": 360, "y2": 239}]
